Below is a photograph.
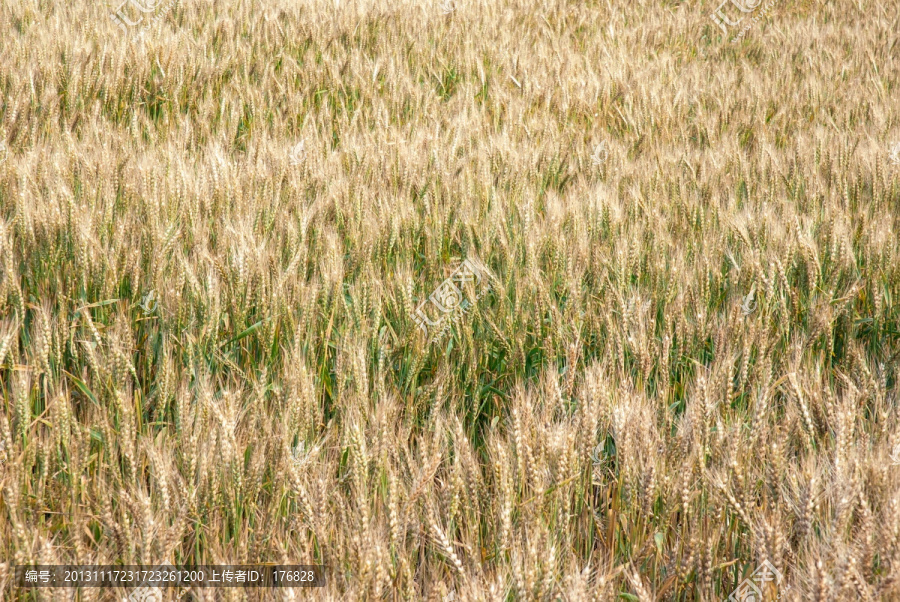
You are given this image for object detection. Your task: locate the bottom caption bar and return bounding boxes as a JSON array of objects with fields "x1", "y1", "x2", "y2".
[{"x1": 14, "y1": 566, "x2": 326, "y2": 588}]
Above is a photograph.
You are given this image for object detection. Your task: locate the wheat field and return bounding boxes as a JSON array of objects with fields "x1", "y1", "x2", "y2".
[{"x1": 0, "y1": 0, "x2": 899, "y2": 599}]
